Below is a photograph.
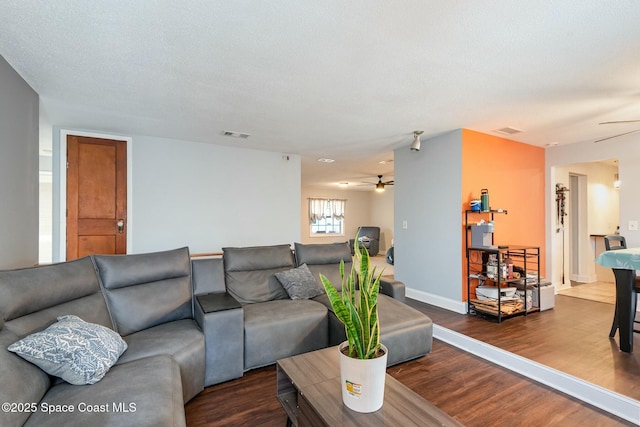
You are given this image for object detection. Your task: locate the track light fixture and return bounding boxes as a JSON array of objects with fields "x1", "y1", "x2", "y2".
[{"x1": 410, "y1": 131, "x2": 423, "y2": 151}]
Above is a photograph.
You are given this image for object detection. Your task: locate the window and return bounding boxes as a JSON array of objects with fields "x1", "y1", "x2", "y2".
[{"x1": 309, "y1": 198, "x2": 346, "y2": 236}]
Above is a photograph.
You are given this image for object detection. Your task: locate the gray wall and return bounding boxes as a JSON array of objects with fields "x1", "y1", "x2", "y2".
[
  {"x1": 394, "y1": 130, "x2": 463, "y2": 311},
  {"x1": 0, "y1": 56, "x2": 39, "y2": 268}
]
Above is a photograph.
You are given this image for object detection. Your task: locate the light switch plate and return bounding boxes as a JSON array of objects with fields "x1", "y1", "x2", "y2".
[
  {"x1": 402, "y1": 220, "x2": 408, "y2": 230},
  {"x1": 629, "y1": 220, "x2": 638, "y2": 231}
]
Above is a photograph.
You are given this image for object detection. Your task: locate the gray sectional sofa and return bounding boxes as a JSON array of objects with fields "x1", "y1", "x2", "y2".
[{"x1": 1, "y1": 242, "x2": 432, "y2": 426}]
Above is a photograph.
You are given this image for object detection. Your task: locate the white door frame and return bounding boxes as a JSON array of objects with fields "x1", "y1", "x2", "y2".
[
  {"x1": 569, "y1": 172, "x2": 595, "y2": 283},
  {"x1": 56, "y1": 129, "x2": 133, "y2": 261}
]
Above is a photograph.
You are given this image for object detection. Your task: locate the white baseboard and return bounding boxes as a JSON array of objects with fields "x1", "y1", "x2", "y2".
[
  {"x1": 570, "y1": 273, "x2": 597, "y2": 283},
  {"x1": 433, "y1": 325, "x2": 640, "y2": 424},
  {"x1": 406, "y1": 287, "x2": 467, "y2": 314}
]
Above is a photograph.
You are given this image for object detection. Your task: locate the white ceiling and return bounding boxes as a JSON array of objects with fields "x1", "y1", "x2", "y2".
[{"x1": 1, "y1": 1, "x2": 639, "y2": 189}]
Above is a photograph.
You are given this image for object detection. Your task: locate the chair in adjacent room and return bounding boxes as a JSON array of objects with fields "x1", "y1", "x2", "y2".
[
  {"x1": 604, "y1": 234, "x2": 640, "y2": 337},
  {"x1": 349, "y1": 226, "x2": 380, "y2": 256},
  {"x1": 604, "y1": 235, "x2": 627, "y2": 251}
]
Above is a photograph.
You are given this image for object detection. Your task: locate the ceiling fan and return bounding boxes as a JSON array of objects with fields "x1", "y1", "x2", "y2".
[
  {"x1": 363, "y1": 175, "x2": 394, "y2": 192},
  {"x1": 595, "y1": 120, "x2": 640, "y2": 143}
]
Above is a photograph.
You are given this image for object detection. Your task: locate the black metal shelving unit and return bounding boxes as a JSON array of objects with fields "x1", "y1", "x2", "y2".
[{"x1": 464, "y1": 210, "x2": 540, "y2": 322}]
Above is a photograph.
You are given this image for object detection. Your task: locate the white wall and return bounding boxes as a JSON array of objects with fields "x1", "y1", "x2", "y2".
[
  {"x1": 394, "y1": 130, "x2": 464, "y2": 312},
  {"x1": 38, "y1": 103, "x2": 53, "y2": 263},
  {"x1": 52, "y1": 130, "x2": 301, "y2": 258},
  {"x1": 300, "y1": 186, "x2": 394, "y2": 253},
  {"x1": 547, "y1": 135, "x2": 640, "y2": 288},
  {"x1": 585, "y1": 163, "x2": 619, "y2": 235},
  {"x1": 554, "y1": 161, "x2": 618, "y2": 235},
  {"x1": 0, "y1": 55, "x2": 39, "y2": 268},
  {"x1": 132, "y1": 136, "x2": 301, "y2": 253}
]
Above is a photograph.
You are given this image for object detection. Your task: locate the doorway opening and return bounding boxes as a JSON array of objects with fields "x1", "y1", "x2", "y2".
[
  {"x1": 49, "y1": 130, "x2": 133, "y2": 262},
  {"x1": 554, "y1": 159, "x2": 619, "y2": 305},
  {"x1": 66, "y1": 135, "x2": 128, "y2": 260}
]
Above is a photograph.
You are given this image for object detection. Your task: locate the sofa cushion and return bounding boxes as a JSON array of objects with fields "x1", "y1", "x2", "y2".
[
  {"x1": 191, "y1": 257, "x2": 226, "y2": 295},
  {"x1": 93, "y1": 247, "x2": 193, "y2": 336},
  {"x1": 242, "y1": 300, "x2": 328, "y2": 370},
  {"x1": 116, "y1": 319, "x2": 205, "y2": 403},
  {"x1": 25, "y1": 355, "x2": 185, "y2": 427},
  {"x1": 0, "y1": 256, "x2": 113, "y2": 338},
  {"x1": 293, "y1": 242, "x2": 353, "y2": 291},
  {"x1": 8, "y1": 315, "x2": 127, "y2": 385},
  {"x1": 0, "y1": 329, "x2": 50, "y2": 427},
  {"x1": 223, "y1": 244, "x2": 294, "y2": 304},
  {"x1": 275, "y1": 264, "x2": 325, "y2": 300}
]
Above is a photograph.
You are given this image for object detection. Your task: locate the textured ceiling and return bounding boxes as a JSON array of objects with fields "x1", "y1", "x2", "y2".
[{"x1": 1, "y1": 1, "x2": 639, "y2": 189}]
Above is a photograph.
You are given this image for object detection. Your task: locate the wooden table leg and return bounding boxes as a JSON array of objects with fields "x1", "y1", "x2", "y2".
[{"x1": 612, "y1": 268, "x2": 636, "y2": 353}]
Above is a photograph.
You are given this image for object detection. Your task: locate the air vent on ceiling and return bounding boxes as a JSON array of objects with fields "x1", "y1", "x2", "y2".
[
  {"x1": 223, "y1": 130, "x2": 251, "y2": 139},
  {"x1": 493, "y1": 127, "x2": 523, "y2": 135}
]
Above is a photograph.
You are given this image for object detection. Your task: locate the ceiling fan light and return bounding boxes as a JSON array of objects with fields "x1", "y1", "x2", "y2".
[
  {"x1": 375, "y1": 182, "x2": 385, "y2": 192},
  {"x1": 410, "y1": 131, "x2": 423, "y2": 151}
]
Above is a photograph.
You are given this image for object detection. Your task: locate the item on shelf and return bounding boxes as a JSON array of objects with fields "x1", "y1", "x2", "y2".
[
  {"x1": 471, "y1": 221, "x2": 494, "y2": 248},
  {"x1": 476, "y1": 286, "x2": 517, "y2": 301},
  {"x1": 504, "y1": 257, "x2": 514, "y2": 279},
  {"x1": 470, "y1": 199, "x2": 481, "y2": 211},
  {"x1": 486, "y1": 254, "x2": 498, "y2": 279},
  {"x1": 480, "y1": 189, "x2": 490, "y2": 211},
  {"x1": 516, "y1": 289, "x2": 533, "y2": 310},
  {"x1": 471, "y1": 298, "x2": 523, "y2": 315}
]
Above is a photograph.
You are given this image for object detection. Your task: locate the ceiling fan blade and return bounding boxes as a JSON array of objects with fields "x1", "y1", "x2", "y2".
[
  {"x1": 599, "y1": 120, "x2": 640, "y2": 125},
  {"x1": 594, "y1": 129, "x2": 640, "y2": 143}
]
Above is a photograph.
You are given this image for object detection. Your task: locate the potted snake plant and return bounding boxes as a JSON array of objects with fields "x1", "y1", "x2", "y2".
[{"x1": 319, "y1": 239, "x2": 388, "y2": 413}]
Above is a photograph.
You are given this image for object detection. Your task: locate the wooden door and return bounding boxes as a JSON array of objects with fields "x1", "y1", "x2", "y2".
[{"x1": 66, "y1": 135, "x2": 127, "y2": 260}]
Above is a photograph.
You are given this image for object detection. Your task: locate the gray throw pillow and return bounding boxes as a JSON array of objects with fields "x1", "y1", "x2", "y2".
[
  {"x1": 275, "y1": 263, "x2": 325, "y2": 300},
  {"x1": 7, "y1": 315, "x2": 127, "y2": 385}
]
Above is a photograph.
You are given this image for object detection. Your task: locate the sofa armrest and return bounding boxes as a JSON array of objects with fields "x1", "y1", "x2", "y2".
[
  {"x1": 197, "y1": 292, "x2": 241, "y2": 313},
  {"x1": 379, "y1": 278, "x2": 405, "y2": 302},
  {"x1": 194, "y1": 294, "x2": 244, "y2": 386}
]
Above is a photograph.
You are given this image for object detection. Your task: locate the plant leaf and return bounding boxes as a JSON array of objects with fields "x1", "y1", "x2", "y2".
[
  {"x1": 318, "y1": 233, "x2": 382, "y2": 359},
  {"x1": 319, "y1": 273, "x2": 363, "y2": 356}
]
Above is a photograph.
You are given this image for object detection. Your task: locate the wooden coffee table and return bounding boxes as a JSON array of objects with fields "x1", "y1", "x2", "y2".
[{"x1": 277, "y1": 346, "x2": 463, "y2": 426}]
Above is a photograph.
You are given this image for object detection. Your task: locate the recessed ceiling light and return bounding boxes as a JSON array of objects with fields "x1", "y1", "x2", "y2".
[
  {"x1": 379, "y1": 159, "x2": 394, "y2": 165},
  {"x1": 545, "y1": 142, "x2": 559, "y2": 147},
  {"x1": 317, "y1": 158, "x2": 335, "y2": 163},
  {"x1": 493, "y1": 127, "x2": 523, "y2": 135},
  {"x1": 223, "y1": 130, "x2": 251, "y2": 139}
]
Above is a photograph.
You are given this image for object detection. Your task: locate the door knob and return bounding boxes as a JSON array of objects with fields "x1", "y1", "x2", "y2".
[{"x1": 117, "y1": 219, "x2": 125, "y2": 233}]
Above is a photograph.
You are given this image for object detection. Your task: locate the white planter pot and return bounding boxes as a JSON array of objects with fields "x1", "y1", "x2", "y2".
[{"x1": 338, "y1": 341, "x2": 388, "y2": 413}]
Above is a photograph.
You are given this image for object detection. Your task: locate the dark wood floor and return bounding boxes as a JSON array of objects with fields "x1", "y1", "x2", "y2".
[
  {"x1": 185, "y1": 295, "x2": 638, "y2": 426},
  {"x1": 410, "y1": 295, "x2": 640, "y2": 400}
]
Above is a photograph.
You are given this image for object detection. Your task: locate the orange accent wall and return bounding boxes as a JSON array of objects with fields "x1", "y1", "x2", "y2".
[{"x1": 461, "y1": 129, "x2": 546, "y2": 301}]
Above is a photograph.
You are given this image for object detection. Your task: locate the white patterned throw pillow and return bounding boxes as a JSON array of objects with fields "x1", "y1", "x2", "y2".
[{"x1": 7, "y1": 315, "x2": 127, "y2": 385}]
